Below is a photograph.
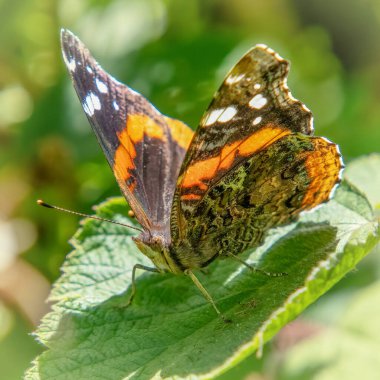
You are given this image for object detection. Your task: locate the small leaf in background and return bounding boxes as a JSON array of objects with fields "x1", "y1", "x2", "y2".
[
  {"x1": 344, "y1": 153, "x2": 380, "y2": 211},
  {"x1": 278, "y1": 281, "x2": 380, "y2": 380},
  {"x1": 25, "y1": 154, "x2": 380, "y2": 380},
  {"x1": 1, "y1": 1, "x2": 379, "y2": 379}
]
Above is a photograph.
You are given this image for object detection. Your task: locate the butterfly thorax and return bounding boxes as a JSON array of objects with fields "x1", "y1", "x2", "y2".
[{"x1": 134, "y1": 230, "x2": 184, "y2": 274}]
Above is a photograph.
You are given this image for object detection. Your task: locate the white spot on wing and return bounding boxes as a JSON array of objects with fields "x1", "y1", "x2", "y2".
[
  {"x1": 253, "y1": 116, "x2": 262, "y2": 125},
  {"x1": 218, "y1": 106, "x2": 237, "y2": 122},
  {"x1": 86, "y1": 66, "x2": 93, "y2": 74},
  {"x1": 254, "y1": 83, "x2": 261, "y2": 90},
  {"x1": 82, "y1": 102, "x2": 91, "y2": 116},
  {"x1": 96, "y1": 78, "x2": 108, "y2": 93},
  {"x1": 83, "y1": 92, "x2": 101, "y2": 116},
  {"x1": 225, "y1": 74, "x2": 245, "y2": 85},
  {"x1": 62, "y1": 51, "x2": 76, "y2": 72},
  {"x1": 67, "y1": 58, "x2": 76, "y2": 72},
  {"x1": 203, "y1": 109, "x2": 224, "y2": 126},
  {"x1": 203, "y1": 106, "x2": 237, "y2": 126},
  {"x1": 249, "y1": 94, "x2": 268, "y2": 109},
  {"x1": 91, "y1": 93, "x2": 101, "y2": 110},
  {"x1": 113, "y1": 100, "x2": 119, "y2": 111}
]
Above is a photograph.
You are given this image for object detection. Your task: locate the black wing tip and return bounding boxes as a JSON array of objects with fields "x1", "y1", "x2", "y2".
[
  {"x1": 60, "y1": 28, "x2": 89, "y2": 72},
  {"x1": 60, "y1": 28, "x2": 77, "y2": 41},
  {"x1": 60, "y1": 28, "x2": 81, "y2": 51},
  {"x1": 60, "y1": 28, "x2": 71, "y2": 45},
  {"x1": 60, "y1": 28, "x2": 69, "y2": 37}
]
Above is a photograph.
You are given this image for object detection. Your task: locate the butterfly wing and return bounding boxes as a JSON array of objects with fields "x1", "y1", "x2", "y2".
[
  {"x1": 61, "y1": 29, "x2": 193, "y2": 231},
  {"x1": 170, "y1": 45, "x2": 343, "y2": 267},
  {"x1": 172, "y1": 133, "x2": 342, "y2": 268},
  {"x1": 179, "y1": 44, "x2": 313, "y2": 177}
]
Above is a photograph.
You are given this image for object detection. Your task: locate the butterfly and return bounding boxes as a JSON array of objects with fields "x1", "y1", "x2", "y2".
[{"x1": 61, "y1": 29, "x2": 344, "y2": 319}]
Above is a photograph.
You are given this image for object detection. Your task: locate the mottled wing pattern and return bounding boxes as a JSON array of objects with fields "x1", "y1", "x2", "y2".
[
  {"x1": 61, "y1": 29, "x2": 193, "y2": 231},
  {"x1": 170, "y1": 45, "x2": 343, "y2": 267},
  {"x1": 171, "y1": 133, "x2": 343, "y2": 269}
]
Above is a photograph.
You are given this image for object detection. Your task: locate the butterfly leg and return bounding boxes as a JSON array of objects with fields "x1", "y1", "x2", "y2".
[
  {"x1": 124, "y1": 264, "x2": 160, "y2": 307},
  {"x1": 226, "y1": 252, "x2": 287, "y2": 277},
  {"x1": 185, "y1": 269, "x2": 231, "y2": 323}
]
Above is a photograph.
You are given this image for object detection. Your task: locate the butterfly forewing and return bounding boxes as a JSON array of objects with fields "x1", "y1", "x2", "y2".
[
  {"x1": 180, "y1": 45, "x2": 313, "y2": 170},
  {"x1": 61, "y1": 29, "x2": 193, "y2": 232},
  {"x1": 172, "y1": 46, "x2": 317, "y2": 224}
]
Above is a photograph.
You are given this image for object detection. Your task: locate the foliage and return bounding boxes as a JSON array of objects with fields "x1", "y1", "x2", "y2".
[
  {"x1": 278, "y1": 280, "x2": 380, "y2": 380},
  {"x1": 1, "y1": 1, "x2": 380, "y2": 379},
  {"x1": 25, "y1": 155, "x2": 380, "y2": 380}
]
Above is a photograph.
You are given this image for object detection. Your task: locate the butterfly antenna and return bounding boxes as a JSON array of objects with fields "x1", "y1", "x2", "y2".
[{"x1": 37, "y1": 199, "x2": 143, "y2": 233}]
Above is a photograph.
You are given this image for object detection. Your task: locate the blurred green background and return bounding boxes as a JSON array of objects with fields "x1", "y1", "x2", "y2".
[{"x1": 0, "y1": 0, "x2": 379, "y2": 379}]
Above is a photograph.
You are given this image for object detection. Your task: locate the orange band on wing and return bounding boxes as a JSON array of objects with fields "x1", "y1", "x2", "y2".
[
  {"x1": 113, "y1": 114, "x2": 166, "y2": 191},
  {"x1": 181, "y1": 194, "x2": 202, "y2": 201},
  {"x1": 181, "y1": 125, "x2": 290, "y2": 198},
  {"x1": 165, "y1": 117, "x2": 194, "y2": 150},
  {"x1": 128, "y1": 114, "x2": 166, "y2": 142},
  {"x1": 302, "y1": 138, "x2": 341, "y2": 209}
]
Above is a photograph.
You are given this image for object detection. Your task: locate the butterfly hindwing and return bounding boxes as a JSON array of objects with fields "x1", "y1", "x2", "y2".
[
  {"x1": 171, "y1": 133, "x2": 342, "y2": 268},
  {"x1": 61, "y1": 29, "x2": 193, "y2": 231}
]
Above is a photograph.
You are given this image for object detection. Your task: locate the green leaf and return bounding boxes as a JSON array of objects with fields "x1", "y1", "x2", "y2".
[
  {"x1": 344, "y1": 153, "x2": 380, "y2": 210},
  {"x1": 26, "y1": 157, "x2": 380, "y2": 380},
  {"x1": 278, "y1": 281, "x2": 380, "y2": 380}
]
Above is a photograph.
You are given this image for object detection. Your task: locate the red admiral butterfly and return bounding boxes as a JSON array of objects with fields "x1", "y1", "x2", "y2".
[{"x1": 59, "y1": 29, "x2": 343, "y2": 319}]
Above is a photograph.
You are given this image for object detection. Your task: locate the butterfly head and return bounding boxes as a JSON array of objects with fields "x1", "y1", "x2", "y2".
[{"x1": 133, "y1": 232, "x2": 183, "y2": 274}]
